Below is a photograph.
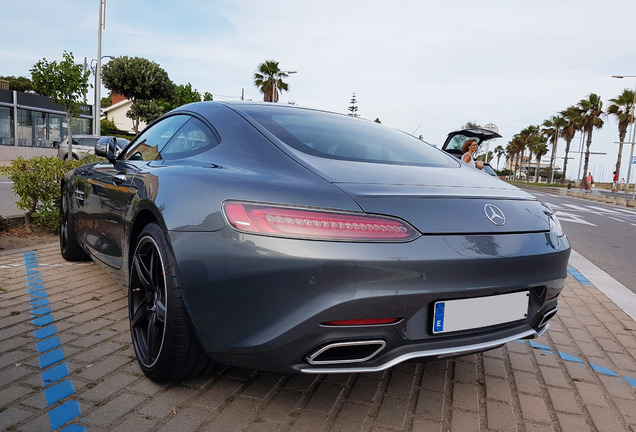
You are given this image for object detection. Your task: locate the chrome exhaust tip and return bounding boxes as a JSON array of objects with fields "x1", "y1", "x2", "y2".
[
  {"x1": 538, "y1": 308, "x2": 558, "y2": 328},
  {"x1": 306, "y1": 340, "x2": 386, "y2": 365}
]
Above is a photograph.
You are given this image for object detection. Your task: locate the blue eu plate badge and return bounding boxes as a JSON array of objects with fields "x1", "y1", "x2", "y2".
[{"x1": 434, "y1": 302, "x2": 445, "y2": 333}]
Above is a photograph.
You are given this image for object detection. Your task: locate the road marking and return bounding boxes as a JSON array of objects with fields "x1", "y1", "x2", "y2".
[
  {"x1": 519, "y1": 340, "x2": 635, "y2": 387},
  {"x1": 0, "y1": 263, "x2": 91, "y2": 269},
  {"x1": 562, "y1": 203, "x2": 605, "y2": 215},
  {"x1": 608, "y1": 217, "x2": 626, "y2": 223},
  {"x1": 22, "y1": 251, "x2": 87, "y2": 432},
  {"x1": 587, "y1": 205, "x2": 623, "y2": 214},
  {"x1": 611, "y1": 207, "x2": 636, "y2": 215},
  {"x1": 554, "y1": 211, "x2": 596, "y2": 226}
]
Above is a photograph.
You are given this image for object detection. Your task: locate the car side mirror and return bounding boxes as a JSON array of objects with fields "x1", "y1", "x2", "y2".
[{"x1": 95, "y1": 140, "x2": 117, "y2": 162}]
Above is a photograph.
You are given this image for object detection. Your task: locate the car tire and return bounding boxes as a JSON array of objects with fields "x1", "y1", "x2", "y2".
[
  {"x1": 129, "y1": 223, "x2": 217, "y2": 382},
  {"x1": 59, "y1": 192, "x2": 90, "y2": 261}
]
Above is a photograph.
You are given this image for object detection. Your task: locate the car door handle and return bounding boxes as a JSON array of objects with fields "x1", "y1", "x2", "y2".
[{"x1": 113, "y1": 174, "x2": 127, "y2": 184}]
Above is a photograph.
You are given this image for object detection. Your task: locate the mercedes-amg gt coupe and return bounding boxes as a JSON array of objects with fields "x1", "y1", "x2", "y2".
[{"x1": 60, "y1": 102, "x2": 570, "y2": 382}]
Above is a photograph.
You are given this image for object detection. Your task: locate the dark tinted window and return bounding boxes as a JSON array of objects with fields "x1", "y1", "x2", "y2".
[
  {"x1": 80, "y1": 137, "x2": 100, "y2": 148},
  {"x1": 123, "y1": 115, "x2": 189, "y2": 161},
  {"x1": 445, "y1": 134, "x2": 485, "y2": 152},
  {"x1": 160, "y1": 118, "x2": 219, "y2": 160},
  {"x1": 240, "y1": 106, "x2": 455, "y2": 167}
]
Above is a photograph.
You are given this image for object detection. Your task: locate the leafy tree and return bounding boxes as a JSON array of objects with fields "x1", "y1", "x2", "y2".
[
  {"x1": 30, "y1": 51, "x2": 91, "y2": 160},
  {"x1": 0, "y1": 75, "x2": 33, "y2": 92},
  {"x1": 541, "y1": 115, "x2": 567, "y2": 183},
  {"x1": 253, "y1": 60, "x2": 290, "y2": 102},
  {"x1": 462, "y1": 121, "x2": 481, "y2": 129},
  {"x1": 101, "y1": 56, "x2": 174, "y2": 132},
  {"x1": 159, "y1": 82, "x2": 211, "y2": 113},
  {"x1": 606, "y1": 89, "x2": 635, "y2": 176},
  {"x1": 577, "y1": 94, "x2": 604, "y2": 187},
  {"x1": 127, "y1": 99, "x2": 164, "y2": 125},
  {"x1": 101, "y1": 94, "x2": 113, "y2": 108},
  {"x1": 348, "y1": 92, "x2": 359, "y2": 117},
  {"x1": 374, "y1": 118, "x2": 381, "y2": 124},
  {"x1": 559, "y1": 105, "x2": 583, "y2": 182}
]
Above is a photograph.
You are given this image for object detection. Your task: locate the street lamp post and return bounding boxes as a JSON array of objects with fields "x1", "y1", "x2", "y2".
[
  {"x1": 94, "y1": 0, "x2": 106, "y2": 135},
  {"x1": 272, "y1": 70, "x2": 296, "y2": 103},
  {"x1": 611, "y1": 75, "x2": 636, "y2": 194}
]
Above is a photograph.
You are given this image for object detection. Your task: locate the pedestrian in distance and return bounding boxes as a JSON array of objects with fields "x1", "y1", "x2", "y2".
[
  {"x1": 586, "y1": 172, "x2": 594, "y2": 193},
  {"x1": 612, "y1": 171, "x2": 619, "y2": 192}
]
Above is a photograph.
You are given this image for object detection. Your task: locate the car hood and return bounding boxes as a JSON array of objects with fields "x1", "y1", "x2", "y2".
[{"x1": 292, "y1": 155, "x2": 550, "y2": 235}]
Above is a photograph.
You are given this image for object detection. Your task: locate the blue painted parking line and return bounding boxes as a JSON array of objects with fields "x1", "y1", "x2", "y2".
[
  {"x1": 521, "y1": 340, "x2": 636, "y2": 388},
  {"x1": 567, "y1": 266, "x2": 592, "y2": 285},
  {"x1": 22, "y1": 252, "x2": 87, "y2": 432}
]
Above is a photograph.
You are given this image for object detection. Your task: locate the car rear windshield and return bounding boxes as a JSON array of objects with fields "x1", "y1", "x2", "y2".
[
  {"x1": 444, "y1": 133, "x2": 487, "y2": 152},
  {"x1": 239, "y1": 106, "x2": 456, "y2": 167}
]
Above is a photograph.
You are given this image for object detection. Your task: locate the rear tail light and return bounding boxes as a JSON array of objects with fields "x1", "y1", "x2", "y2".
[
  {"x1": 322, "y1": 318, "x2": 401, "y2": 326},
  {"x1": 223, "y1": 202, "x2": 419, "y2": 242}
]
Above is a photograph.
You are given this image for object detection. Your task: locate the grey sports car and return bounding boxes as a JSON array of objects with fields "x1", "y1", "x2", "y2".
[{"x1": 60, "y1": 102, "x2": 570, "y2": 383}]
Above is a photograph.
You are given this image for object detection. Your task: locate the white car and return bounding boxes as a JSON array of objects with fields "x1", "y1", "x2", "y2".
[{"x1": 57, "y1": 135, "x2": 129, "y2": 160}]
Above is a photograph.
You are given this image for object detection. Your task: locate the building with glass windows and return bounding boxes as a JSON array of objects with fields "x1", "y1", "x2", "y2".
[{"x1": 0, "y1": 89, "x2": 93, "y2": 163}]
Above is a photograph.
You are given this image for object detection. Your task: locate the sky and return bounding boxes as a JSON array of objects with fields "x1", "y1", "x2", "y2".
[{"x1": 2, "y1": 0, "x2": 636, "y2": 182}]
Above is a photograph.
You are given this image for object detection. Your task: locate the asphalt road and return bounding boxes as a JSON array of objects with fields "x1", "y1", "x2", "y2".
[{"x1": 532, "y1": 191, "x2": 636, "y2": 293}]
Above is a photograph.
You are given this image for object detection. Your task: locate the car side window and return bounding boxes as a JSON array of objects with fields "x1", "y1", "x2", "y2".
[
  {"x1": 82, "y1": 138, "x2": 99, "y2": 148},
  {"x1": 123, "y1": 115, "x2": 189, "y2": 161},
  {"x1": 160, "y1": 118, "x2": 219, "y2": 160}
]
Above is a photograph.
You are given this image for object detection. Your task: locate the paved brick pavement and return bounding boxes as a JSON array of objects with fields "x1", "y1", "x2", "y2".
[{"x1": 1, "y1": 243, "x2": 635, "y2": 431}]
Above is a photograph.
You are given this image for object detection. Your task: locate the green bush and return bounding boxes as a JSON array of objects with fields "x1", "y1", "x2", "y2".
[{"x1": 0, "y1": 155, "x2": 104, "y2": 232}]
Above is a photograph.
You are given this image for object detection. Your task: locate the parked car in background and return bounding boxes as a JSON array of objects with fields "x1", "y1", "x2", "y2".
[
  {"x1": 441, "y1": 128, "x2": 502, "y2": 176},
  {"x1": 57, "y1": 135, "x2": 130, "y2": 160},
  {"x1": 60, "y1": 102, "x2": 570, "y2": 383}
]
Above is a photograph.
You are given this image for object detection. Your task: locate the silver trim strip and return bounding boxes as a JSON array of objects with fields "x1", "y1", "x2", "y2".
[
  {"x1": 301, "y1": 328, "x2": 538, "y2": 374},
  {"x1": 306, "y1": 340, "x2": 386, "y2": 365}
]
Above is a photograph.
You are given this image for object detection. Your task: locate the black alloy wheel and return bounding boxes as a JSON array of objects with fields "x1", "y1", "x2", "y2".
[
  {"x1": 129, "y1": 223, "x2": 216, "y2": 382},
  {"x1": 129, "y1": 233, "x2": 167, "y2": 369}
]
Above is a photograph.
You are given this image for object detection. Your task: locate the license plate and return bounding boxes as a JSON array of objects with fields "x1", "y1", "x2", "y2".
[{"x1": 432, "y1": 291, "x2": 529, "y2": 334}]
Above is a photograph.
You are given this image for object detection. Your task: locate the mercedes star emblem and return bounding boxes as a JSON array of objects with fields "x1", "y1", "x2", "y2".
[{"x1": 484, "y1": 204, "x2": 506, "y2": 226}]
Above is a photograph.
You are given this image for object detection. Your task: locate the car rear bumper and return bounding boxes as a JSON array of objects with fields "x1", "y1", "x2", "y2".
[{"x1": 168, "y1": 228, "x2": 570, "y2": 374}]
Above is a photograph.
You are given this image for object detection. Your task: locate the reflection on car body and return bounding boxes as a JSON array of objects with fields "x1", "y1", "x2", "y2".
[{"x1": 60, "y1": 102, "x2": 570, "y2": 383}]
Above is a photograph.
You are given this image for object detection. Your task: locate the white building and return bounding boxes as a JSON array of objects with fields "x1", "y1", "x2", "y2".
[{"x1": 102, "y1": 94, "x2": 146, "y2": 134}]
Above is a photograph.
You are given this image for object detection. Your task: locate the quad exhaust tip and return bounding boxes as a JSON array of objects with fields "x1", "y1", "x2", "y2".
[{"x1": 306, "y1": 340, "x2": 386, "y2": 365}]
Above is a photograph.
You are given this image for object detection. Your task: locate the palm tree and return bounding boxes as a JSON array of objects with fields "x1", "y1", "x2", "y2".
[
  {"x1": 494, "y1": 145, "x2": 505, "y2": 170},
  {"x1": 515, "y1": 126, "x2": 541, "y2": 180},
  {"x1": 606, "y1": 89, "x2": 635, "y2": 177},
  {"x1": 577, "y1": 94, "x2": 604, "y2": 187},
  {"x1": 507, "y1": 134, "x2": 527, "y2": 180},
  {"x1": 542, "y1": 115, "x2": 567, "y2": 183},
  {"x1": 530, "y1": 136, "x2": 549, "y2": 182},
  {"x1": 253, "y1": 60, "x2": 291, "y2": 103},
  {"x1": 560, "y1": 106, "x2": 583, "y2": 183}
]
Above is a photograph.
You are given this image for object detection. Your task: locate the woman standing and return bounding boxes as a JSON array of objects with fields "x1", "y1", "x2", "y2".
[{"x1": 461, "y1": 139, "x2": 484, "y2": 170}]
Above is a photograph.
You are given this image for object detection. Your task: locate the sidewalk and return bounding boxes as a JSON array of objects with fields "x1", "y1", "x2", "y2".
[{"x1": 0, "y1": 244, "x2": 634, "y2": 432}]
